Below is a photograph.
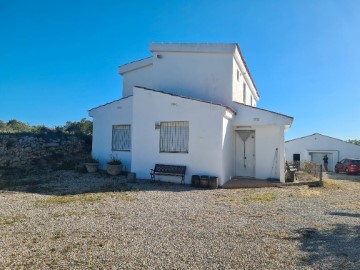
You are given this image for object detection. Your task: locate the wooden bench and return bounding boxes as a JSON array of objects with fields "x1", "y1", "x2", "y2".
[
  {"x1": 285, "y1": 161, "x2": 297, "y2": 182},
  {"x1": 150, "y1": 164, "x2": 187, "y2": 184}
]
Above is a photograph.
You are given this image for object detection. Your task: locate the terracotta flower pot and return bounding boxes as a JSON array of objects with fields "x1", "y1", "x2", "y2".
[
  {"x1": 106, "y1": 163, "x2": 122, "y2": 176},
  {"x1": 85, "y1": 163, "x2": 99, "y2": 173}
]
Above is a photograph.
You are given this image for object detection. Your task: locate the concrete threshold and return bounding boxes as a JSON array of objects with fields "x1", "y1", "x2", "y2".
[{"x1": 222, "y1": 176, "x2": 321, "y2": 189}]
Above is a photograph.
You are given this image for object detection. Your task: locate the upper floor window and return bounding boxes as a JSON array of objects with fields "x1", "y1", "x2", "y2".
[
  {"x1": 112, "y1": 125, "x2": 131, "y2": 151},
  {"x1": 243, "y1": 83, "x2": 246, "y2": 104},
  {"x1": 160, "y1": 121, "x2": 189, "y2": 153},
  {"x1": 236, "y1": 70, "x2": 240, "y2": 81}
]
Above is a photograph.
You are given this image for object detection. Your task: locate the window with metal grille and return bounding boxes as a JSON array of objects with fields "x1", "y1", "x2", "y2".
[
  {"x1": 160, "y1": 121, "x2": 189, "y2": 153},
  {"x1": 112, "y1": 125, "x2": 131, "y2": 151}
]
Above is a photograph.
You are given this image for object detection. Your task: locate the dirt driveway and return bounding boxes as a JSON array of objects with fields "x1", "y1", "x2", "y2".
[{"x1": 0, "y1": 170, "x2": 359, "y2": 269}]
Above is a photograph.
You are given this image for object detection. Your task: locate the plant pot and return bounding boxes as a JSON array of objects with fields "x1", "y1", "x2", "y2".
[
  {"x1": 127, "y1": 172, "x2": 136, "y2": 183},
  {"x1": 106, "y1": 163, "x2": 122, "y2": 176},
  {"x1": 85, "y1": 163, "x2": 99, "y2": 173},
  {"x1": 209, "y1": 176, "x2": 218, "y2": 189}
]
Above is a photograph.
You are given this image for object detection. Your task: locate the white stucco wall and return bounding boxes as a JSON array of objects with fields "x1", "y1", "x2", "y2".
[
  {"x1": 234, "y1": 125, "x2": 285, "y2": 182},
  {"x1": 232, "y1": 58, "x2": 256, "y2": 106},
  {"x1": 131, "y1": 87, "x2": 227, "y2": 185},
  {"x1": 221, "y1": 112, "x2": 235, "y2": 184},
  {"x1": 255, "y1": 125, "x2": 285, "y2": 182},
  {"x1": 285, "y1": 134, "x2": 360, "y2": 168},
  {"x1": 89, "y1": 88, "x2": 290, "y2": 184},
  {"x1": 232, "y1": 103, "x2": 291, "y2": 182},
  {"x1": 150, "y1": 52, "x2": 234, "y2": 108},
  {"x1": 122, "y1": 64, "x2": 153, "y2": 97},
  {"x1": 120, "y1": 43, "x2": 260, "y2": 110},
  {"x1": 89, "y1": 97, "x2": 133, "y2": 171}
]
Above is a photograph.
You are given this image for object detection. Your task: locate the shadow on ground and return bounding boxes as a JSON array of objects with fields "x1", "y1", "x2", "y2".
[
  {"x1": 329, "y1": 212, "x2": 360, "y2": 218},
  {"x1": 325, "y1": 172, "x2": 360, "y2": 182},
  {"x1": 0, "y1": 168, "x2": 196, "y2": 195},
  {"x1": 289, "y1": 222, "x2": 360, "y2": 269}
]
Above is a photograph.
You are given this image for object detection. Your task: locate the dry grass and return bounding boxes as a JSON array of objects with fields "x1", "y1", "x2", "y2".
[
  {"x1": 244, "y1": 192, "x2": 277, "y2": 202},
  {"x1": 306, "y1": 222, "x2": 336, "y2": 230},
  {"x1": 228, "y1": 195, "x2": 238, "y2": 202},
  {"x1": 264, "y1": 230, "x2": 289, "y2": 239},
  {"x1": 35, "y1": 191, "x2": 137, "y2": 207},
  {"x1": 323, "y1": 179, "x2": 342, "y2": 189},
  {"x1": 299, "y1": 189, "x2": 321, "y2": 197},
  {"x1": 35, "y1": 193, "x2": 101, "y2": 206},
  {"x1": 329, "y1": 200, "x2": 360, "y2": 210},
  {"x1": 116, "y1": 192, "x2": 137, "y2": 202},
  {"x1": 0, "y1": 214, "x2": 26, "y2": 225}
]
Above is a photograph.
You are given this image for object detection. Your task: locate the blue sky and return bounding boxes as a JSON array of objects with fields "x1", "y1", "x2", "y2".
[{"x1": 1, "y1": 0, "x2": 359, "y2": 140}]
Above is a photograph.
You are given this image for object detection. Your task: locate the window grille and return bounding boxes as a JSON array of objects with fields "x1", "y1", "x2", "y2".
[
  {"x1": 160, "y1": 121, "x2": 189, "y2": 153},
  {"x1": 112, "y1": 125, "x2": 131, "y2": 151}
]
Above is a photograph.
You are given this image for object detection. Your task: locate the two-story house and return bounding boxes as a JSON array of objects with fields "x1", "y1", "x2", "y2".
[{"x1": 89, "y1": 43, "x2": 293, "y2": 185}]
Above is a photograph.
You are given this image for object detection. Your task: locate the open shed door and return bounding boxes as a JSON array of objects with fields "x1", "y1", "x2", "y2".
[{"x1": 310, "y1": 152, "x2": 333, "y2": 172}]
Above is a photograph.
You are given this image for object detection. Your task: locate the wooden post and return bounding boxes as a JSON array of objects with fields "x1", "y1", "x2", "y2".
[{"x1": 319, "y1": 164, "x2": 323, "y2": 186}]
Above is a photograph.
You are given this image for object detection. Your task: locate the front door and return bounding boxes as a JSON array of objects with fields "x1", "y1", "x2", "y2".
[{"x1": 235, "y1": 130, "x2": 255, "y2": 177}]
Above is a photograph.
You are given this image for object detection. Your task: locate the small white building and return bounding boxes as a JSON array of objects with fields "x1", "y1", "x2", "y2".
[
  {"x1": 285, "y1": 133, "x2": 360, "y2": 171},
  {"x1": 89, "y1": 43, "x2": 293, "y2": 185}
]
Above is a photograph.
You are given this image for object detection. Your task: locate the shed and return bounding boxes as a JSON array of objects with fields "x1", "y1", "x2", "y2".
[{"x1": 285, "y1": 133, "x2": 360, "y2": 171}]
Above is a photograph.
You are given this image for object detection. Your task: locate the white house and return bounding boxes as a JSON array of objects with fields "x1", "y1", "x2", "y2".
[
  {"x1": 285, "y1": 133, "x2": 360, "y2": 171},
  {"x1": 89, "y1": 43, "x2": 293, "y2": 185}
]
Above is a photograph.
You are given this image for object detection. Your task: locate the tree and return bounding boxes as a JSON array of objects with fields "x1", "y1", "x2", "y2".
[
  {"x1": 6, "y1": 120, "x2": 33, "y2": 132},
  {"x1": 64, "y1": 118, "x2": 92, "y2": 135},
  {"x1": 0, "y1": 118, "x2": 92, "y2": 135},
  {"x1": 0, "y1": 120, "x2": 6, "y2": 131},
  {"x1": 347, "y1": 139, "x2": 360, "y2": 146}
]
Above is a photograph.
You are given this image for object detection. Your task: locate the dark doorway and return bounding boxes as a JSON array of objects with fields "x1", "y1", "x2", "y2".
[
  {"x1": 293, "y1": 154, "x2": 300, "y2": 169},
  {"x1": 293, "y1": 154, "x2": 300, "y2": 162}
]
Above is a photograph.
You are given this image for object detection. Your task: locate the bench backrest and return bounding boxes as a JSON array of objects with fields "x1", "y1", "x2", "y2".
[
  {"x1": 285, "y1": 161, "x2": 297, "y2": 172},
  {"x1": 154, "y1": 164, "x2": 186, "y2": 174},
  {"x1": 285, "y1": 161, "x2": 290, "y2": 170}
]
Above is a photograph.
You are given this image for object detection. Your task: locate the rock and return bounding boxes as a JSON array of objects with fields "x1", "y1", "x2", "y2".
[{"x1": 0, "y1": 133, "x2": 90, "y2": 169}]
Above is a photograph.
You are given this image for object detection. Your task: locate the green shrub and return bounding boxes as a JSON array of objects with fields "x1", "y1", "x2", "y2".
[
  {"x1": 107, "y1": 157, "x2": 122, "y2": 165},
  {"x1": 85, "y1": 156, "x2": 99, "y2": 163}
]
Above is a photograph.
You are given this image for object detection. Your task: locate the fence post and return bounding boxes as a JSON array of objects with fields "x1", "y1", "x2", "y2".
[{"x1": 319, "y1": 164, "x2": 323, "y2": 186}]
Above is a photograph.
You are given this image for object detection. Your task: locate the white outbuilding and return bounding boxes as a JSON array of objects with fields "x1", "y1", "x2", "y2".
[
  {"x1": 285, "y1": 133, "x2": 360, "y2": 171},
  {"x1": 89, "y1": 43, "x2": 293, "y2": 185}
]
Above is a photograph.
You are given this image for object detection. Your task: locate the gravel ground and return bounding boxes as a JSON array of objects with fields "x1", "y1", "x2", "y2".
[{"x1": 0, "y1": 170, "x2": 359, "y2": 269}]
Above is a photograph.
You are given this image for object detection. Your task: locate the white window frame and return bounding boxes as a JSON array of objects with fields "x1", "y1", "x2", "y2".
[
  {"x1": 112, "y1": 125, "x2": 131, "y2": 151},
  {"x1": 159, "y1": 121, "x2": 189, "y2": 153}
]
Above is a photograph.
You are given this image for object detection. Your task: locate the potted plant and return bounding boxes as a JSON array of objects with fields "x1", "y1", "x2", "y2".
[
  {"x1": 106, "y1": 157, "x2": 122, "y2": 176},
  {"x1": 84, "y1": 156, "x2": 99, "y2": 173}
]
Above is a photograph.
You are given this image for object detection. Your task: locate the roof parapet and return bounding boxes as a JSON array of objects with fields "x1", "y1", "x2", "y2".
[{"x1": 118, "y1": 57, "x2": 153, "y2": 75}]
